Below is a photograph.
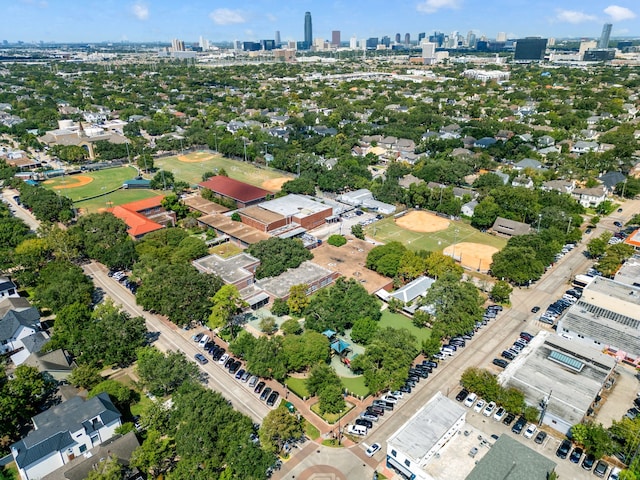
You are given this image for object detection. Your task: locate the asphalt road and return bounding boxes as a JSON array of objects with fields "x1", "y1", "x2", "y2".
[
  {"x1": 2, "y1": 187, "x2": 41, "y2": 232},
  {"x1": 83, "y1": 261, "x2": 271, "y2": 423}
]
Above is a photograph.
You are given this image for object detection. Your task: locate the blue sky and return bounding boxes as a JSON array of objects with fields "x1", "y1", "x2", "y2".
[{"x1": 3, "y1": 0, "x2": 639, "y2": 43}]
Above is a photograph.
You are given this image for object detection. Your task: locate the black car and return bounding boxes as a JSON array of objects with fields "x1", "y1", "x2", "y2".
[
  {"x1": 593, "y1": 459, "x2": 608, "y2": 477},
  {"x1": 556, "y1": 439, "x2": 571, "y2": 459},
  {"x1": 511, "y1": 416, "x2": 526, "y2": 434},
  {"x1": 534, "y1": 431, "x2": 547, "y2": 444},
  {"x1": 501, "y1": 350, "x2": 515, "y2": 360},
  {"x1": 399, "y1": 384, "x2": 412, "y2": 393},
  {"x1": 254, "y1": 381, "x2": 266, "y2": 394},
  {"x1": 356, "y1": 418, "x2": 373, "y2": 429},
  {"x1": 260, "y1": 387, "x2": 272, "y2": 401},
  {"x1": 367, "y1": 405, "x2": 385, "y2": 416},
  {"x1": 456, "y1": 389, "x2": 469, "y2": 402},
  {"x1": 235, "y1": 368, "x2": 245, "y2": 380},
  {"x1": 422, "y1": 361, "x2": 438, "y2": 368},
  {"x1": 212, "y1": 348, "x2": 224, "y2": 361},
  {"x1": 531, "y1": 306, "x2": 541, "y2": 313},
  {"x1": 570, "y1": 447, "x2": 583, "y2": 463},
  {"x1": 266, "y1": 391, "x2": 279, "y2": 406},
  {"x1": 224, "y1": 357, "x2": 235, "y2": 369},
  {"x1": 502, "y1": 413, "x2": 515, "y2": 426},
  {"x1": 493, "y1": 358, "x2": 509, "y2": 368},
  {"x1": 229, "y1": 360, "x2": 241, "y2": 374},
  {"x1": 614, "y1": 221, "x2": 623, "y2": 228},
  {"x1": 582, "y1": 453, "x2": 596, "y2": 470}
]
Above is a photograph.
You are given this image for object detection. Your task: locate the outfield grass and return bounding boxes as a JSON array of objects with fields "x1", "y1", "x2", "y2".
[
  {"x1": 365, "y1": 216, "x2": 506, "y2": 253},
  {"x1": 154, "y1": 151, "x2": 293, "y2": 188},
  {"x1": 379, "y1": 309, "x2": 431, "y2": 348},
  {"x1": 75, "y1": 188, "x2": 161, "y2": 213},
  {"x1": 43, "y1": 166, "x2": 139, "y2": 200}
]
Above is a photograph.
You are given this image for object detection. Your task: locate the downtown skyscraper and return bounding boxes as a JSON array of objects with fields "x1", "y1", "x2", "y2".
[{"x1": 304, "y1": 12, "x2": 313, "y2": 49}]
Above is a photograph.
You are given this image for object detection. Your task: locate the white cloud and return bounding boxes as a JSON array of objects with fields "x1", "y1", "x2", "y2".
[
  {"x1": 130, "y1": 2, "x2": 149, "y2": 20},
  {"x1": 554, "y1": 9, "x2": 597, "y2": 23},
  {"x1": 604, "y1": 5, "x2": 636, "y2": 21},
  {"x1": 209, "y1": 8, "x2": 246, "y2": 25},
  {"x1": 416, "y1": 0, "x2": 461, "y2": 14}
]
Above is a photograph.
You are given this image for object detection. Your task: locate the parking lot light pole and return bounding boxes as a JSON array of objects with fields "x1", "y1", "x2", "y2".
[{"x1": 337, "y1": 409, "x2": 343, "y2": 445}]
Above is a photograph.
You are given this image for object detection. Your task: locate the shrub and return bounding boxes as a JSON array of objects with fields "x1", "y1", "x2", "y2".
[{"x1": 327, "y1": 235, "x2": 347, "y2": 247}]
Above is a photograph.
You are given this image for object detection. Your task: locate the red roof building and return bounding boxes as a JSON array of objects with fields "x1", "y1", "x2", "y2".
[
  {"x1": 198, "y1": 176, "x2": 271, "y2": 208},
  {"x1": 107, "y1": 195, "x2": 175, "y2": 239}
]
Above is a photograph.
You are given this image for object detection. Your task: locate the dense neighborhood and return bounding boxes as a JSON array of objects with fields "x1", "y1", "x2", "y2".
[{"x1": 1, "y1": 33, "x2": 640, "y2": 480}]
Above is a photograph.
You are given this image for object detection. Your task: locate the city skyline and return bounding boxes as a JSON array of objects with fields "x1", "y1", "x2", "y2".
[{"x1": 2, "y1": 0, "x2": 639, "y2": 44}]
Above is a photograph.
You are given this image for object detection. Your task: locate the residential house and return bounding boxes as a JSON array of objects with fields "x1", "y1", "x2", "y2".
[
  {"x1": 538, "y1": 146, "x2": 561, "y2": 157},
  {"x1": 23, "y1": 349, "x2": 76, "y2": 382},
  {"x1": 0, "y1": 297, "x2": 48, "y2": 366},
  {"x1": 474, "y1": 137, "x2": 497, "y2": 149},
  {"x1": 491, "y1": 217, "x2": 532, "y2": 237},
  {"x1": 10, "y1": 393, "x2": 122, "y2": 480},
  {"x1": 572, "y1": 186, "x2": 607, "y2": 208},
  {"x1": 511, "y1": 176, "x2": 534, "y2": 189},
  {"x1": 0, "y1": 277, "x2": 19, "y2": 298},
  {"x1": 598, "y1": 171, "x2": 626, "y2": 191},
  {"x1": 399, "y1": 174, "x2": 423, "y2": 189},
  {"x1": 571, "y1": 141, "x2": 599, "y2": 154},
  {"x1": 542, "y1": 180, "x2": 575, "y2": 194},
  {"x1": 537, "y1": 135, "x2": 555, "y2": 147},
  {"x1": 514, "y1": 158, "x2": 546, "y2": 171},
  {"x1": 461, "y1": 200, "x2": 478, "y2": 217}
]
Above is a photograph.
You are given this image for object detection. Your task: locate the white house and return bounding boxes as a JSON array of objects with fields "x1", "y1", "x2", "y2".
[
  {"x1": 0, "y1": 277, "x2": 19, "y2": 299},
  {"x1": 11, "y1": 393, "x2": 122, "y2": 480},
  {"x1": 462, "y1": 200, "x2": 478, "y2": 217},
  {"x1": 0, "y1": 297, "x2": 48, "y2": 365},
  {"x1": 386, "y1": 392, "x2": 466, "y2": 480},
  {"x1": 572, "y1": 185, "x2": 607, "y2": 208},
  {"x1": 571, "y1": 141, "x2": 599, "y2": 154}
]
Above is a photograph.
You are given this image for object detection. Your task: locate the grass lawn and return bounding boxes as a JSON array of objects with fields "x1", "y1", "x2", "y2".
[
  {"x1": 379, "y1": 309, "x2": 431, "y2": 348},
  {"x1": 310, "y1": 401, "x2": 354, "y2": 424},
  {"x1": 209, "y1": 242, "x2": 244, "y2": 258},
  {"x1": 285, "y1": 376, "x2": 310, "y2": 398},
  {"x1": 340, "y1": 376, "x2": 369, "y2": 398},
  {"x1": 130, "y1": 393, "x2": 153, "y2": 418},
  {"x1": 43, "y1": 166, "x2": 138, "y2": 201},
  {"x1": 303, "y1": 418, "x2": 320, "y2": 440},
  {"x1": 154, "y1": 151, "x2": 293, "y2": 188},
  {"x1": 74, "y1": 188, "x2": 161, "y2": 213},
  {"x1": 365, "y1": 215, "x2": 506, "y2": 253}
]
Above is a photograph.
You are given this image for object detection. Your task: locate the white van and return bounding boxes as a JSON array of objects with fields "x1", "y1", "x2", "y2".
[
  {"x1": 441, "y1": 347, "x2": 455, "y2": 356},
  {"x1": 198, "y1": 334, "x2": 210, "y2": 348},
  {"x1": 347, "y1": 424, "x2": 368, "y2": 436}
]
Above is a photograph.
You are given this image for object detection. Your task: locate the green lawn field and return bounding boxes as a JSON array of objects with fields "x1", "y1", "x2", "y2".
[
  {"x1": 365, "y1": 216, "x2": 507, "y2": 253},
  {"x1": 43, "y1": 166, "x2": 139, "y2": 201},
  {"x1": 75, "y1": 189, "x2": 162, "y2": 213},
  {"x1": 378, "y1": 309, "x2": 431, "y2": 349},
  {"x1": 154, "y1": 151, "x2": 294, "y2": 189}
]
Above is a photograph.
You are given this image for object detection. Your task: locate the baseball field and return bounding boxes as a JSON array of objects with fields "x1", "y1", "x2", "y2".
[
  {"x1": 154, "y1": 151, "x2": 294, "y2": 191},
  {"x1": 365, "y1": 211, "x2": 507, "y2": 271}
]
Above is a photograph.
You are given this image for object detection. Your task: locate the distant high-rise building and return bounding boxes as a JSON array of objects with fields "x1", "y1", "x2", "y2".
[
  {"x1": 366, "y1": 37, "x2": 378, "y2": 50},
  {"x1": 496, "y1": 32, "x2": 507, "y2": 42},
  {"x1": 598, "y1": 23, "x2": 612, "y2": 49},
  {"x1": 171, "y1": 38, "x2": 185, "y2": 52},
  {"x1": 547, "y1": 37, "x2": 555, "y2": 46},
  {"x1": 275, "y1": 30, "x2": 281, "y2": 46},
  {"x1": 332, "y1": 30, "x2": 341, "y2": 47},
  {"x1": 514, "y1": 37, "x2": 547, "y2": 61},
  {"x1": 304, "y1": 11, "x2": 313, "y2": 49},
  {"x1": 467, "y1": 32, "x2": 476, "y2": 48},
  {"x1": 350, "y1": 36, "x2": 358, "y2": 49},
  {"x1": 418, "y1": 32, "x2": 426, "y2": 42},
  {"x1": 381, "y1": 36, "x2": 391, "y2": 47},
  {"x1": 261, "y1": 39, "x2": 275, "y2": 51},
  {"x1": 395, "y1": 33, "x2": 401, "y2": 43},
  {"x1": 405, "y1": 33, "x2": 411, "y2": 45},
  {"x1": 199, "y1": 36, "x2": 209, "y2": 51},
  {"x1": 579, "y1": 40, "x2": 597, "y2": 56}
]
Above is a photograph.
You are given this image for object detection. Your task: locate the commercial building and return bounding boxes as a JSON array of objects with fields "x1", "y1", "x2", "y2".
[
  {"x1": 499, "y1": 331, "x2": 616, "y2": 434},
  {"x1": 386, "y1": 392, "x2": 466, "y2": 480},
  {"x1": 193, "y1": 252, "x2": 260, "y2": 290},
  {"x1": 491, "y1": 217, "x2": 532, "y2": 237},
  {"x1": 557, "y1": 276, "x2": 640, "y2": 365},
  {"x1": 514, "y1": 37, "x2": 547, "y2": 61},
  {"x1": 238, "y1": 194, "x2": 333, "y2": 233},
  {"x1": 598, "y1": 23, "x2": 613, "y2": 49},
  {"x1": 198, "y1": 176, "x2": 271, "y2": 208},
  {"x1": 304, "y1": 12, "x2": 312, "y2": 49},
  {"x1": 331, "y1": 30, "x2": 340, "y2": 47},
  {"x1": 107, "y1": 195, "x2": 174, "y2": 239}
]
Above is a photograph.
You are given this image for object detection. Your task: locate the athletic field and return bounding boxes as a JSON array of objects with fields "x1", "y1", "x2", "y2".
[{"x1": 154, "y1": 151, "x2": 294, "y2": 191}]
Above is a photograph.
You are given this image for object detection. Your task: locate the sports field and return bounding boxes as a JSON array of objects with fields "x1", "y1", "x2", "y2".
[
  {"x1": 154, "y1": 151, "x2": 294, "y2": 191},
  {"x1": 365, "y1": 211, "x2": 506, "y2": 270}
]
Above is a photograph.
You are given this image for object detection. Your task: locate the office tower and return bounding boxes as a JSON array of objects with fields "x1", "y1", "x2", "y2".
[
  {"x1": 418, "y1": 32, "x2": 426, "y2": 42},
  {"x1": 304, "y1": 11, "x2": 312, "y2": 49},
  {"x1": 332, "y1": 30, "x2": 341, "y2": 47},
  {"x1": 598, "y1": 23, "x2": 612, "y2": 48},
  {"x1": 579, "y1": 40, "x2": 597, "y2": 56},
  {"x1": 261, "y1": 39, "x2": 275, "y2": 51},
  {"x1": 381, "y1": 36, "x2": 390, "y2": 47},
  {"x1": 199, "y1": 36, "x2": 209, "y2": 51},
  {"x1": 395, "y1": 33, "x2": 401, "y2": 43},
  {"x1": 496, "y1": 32, "x2": 507, "y2": 42},
  {"x1": 421, "y1": 41, "x2": 436, "y2": 59},
  {"x1": 171, "y1": 38, "x2": 185, "y2": 52},
  {"x1": 514, "y1": 37, "x2": 547, "y2": 61},
  {"x1": 366, "y1": 38, "x2": 378, "y2": 49},
  {"x1": 467, "y1": 32, "x2": 476, "y2": 48},
  {"x1": 350, "y1": 35, "x2": 357, "y2": 49},
  {"x1": 547, "y1": 37, "x2": 555, "y2": 46},
  {"x1": 405, "y1": 33, "x2": 410, "y2": 45},
  {"x1": 275, "y1": 30, "x2": 281, "y2": 45}
]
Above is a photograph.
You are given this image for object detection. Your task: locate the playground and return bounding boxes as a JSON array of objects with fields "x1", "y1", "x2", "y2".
[
  {"x1": 155, "y1": 151, "x2": 294, "y2": 191},
  {"x1": 366, "y1": 210, "x2": 506, "y2": 271}
]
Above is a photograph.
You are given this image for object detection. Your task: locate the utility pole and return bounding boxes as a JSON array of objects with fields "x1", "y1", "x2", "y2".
[{"x1": 537, "y1": 214, "x2": 542, "y2": 233}]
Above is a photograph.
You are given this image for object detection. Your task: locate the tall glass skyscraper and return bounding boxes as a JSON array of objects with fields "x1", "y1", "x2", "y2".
[
  {"x1": 598, "y1": 23, "x2": 612, "y2": 49},
  {"x1": 304, "y1": 11, "x2": 312, "y2": 49}
]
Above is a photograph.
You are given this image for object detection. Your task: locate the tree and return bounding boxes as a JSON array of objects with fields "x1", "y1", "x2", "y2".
[
  {"x1": 247, "y1": 237, "x2": 313, "y2": 279},
  {"x1": 259, "y1": 406, "x2": 303, "y2": 454},
  {"x1": 68, "y1": 364, "x2": 102, "y2": 389},
  {"x1": 523, "y1": 406, "x2": 540, "y2": 423},
  {"x1": 89, "y1": 379, "x2": 137, "y2": 411},
  {"x1": 73, "y1": 213, "x2": 137, "y2": 269},
  {"x1": 587, "y1": 232, "x2": 612, "y2": 258},
  {"x1": 490, "y1": 280, "x2": 513, "y2": 304},
  {"x1": 570, "y1": 422, "x2": 614, "y2": 458},
  {"x1": 490, "y1": 246, "x2": 545, "y2": 285},
  {"x1": 350, "y1": 317, "x2": 379, "y2": 345},
  {"x1": 46, "y1": 302, "x2": 92, "y2": 354},
  {"x1": 231, "y1": 212, "x2": 241, "y2": 221},
  {"x1": 351, "y1": 224, "x2": 365, "y2": 240},
  {"x1": 85, "y1": 456, "x2": 125, "y2": 480},
  {"x1": 281, "y1": 318, "x2": 302, "y2": 335},
  {"x1": 161, "y1": 194, "x2": 189, "y2": 220},
  {"x1": 366, "y1": 241, "x2": 407, "y2": 277},
  {"x1": 282, "y1": 331, "x2": 329, "y2": 372},
  {"x1": 271, "y1": 298, "x2": 290, "y2": 317},
  {"x1": 460, "y1": 368, "x2": 502, "y2": 403},
  {"x1": 34, "y1": 260, "x2": 94, "y2": 312},
  {"x1": 136, "y1": 347, "x2": 199, "y2": 396},
  {"x1": 130, "y1": 429, "x2": 175, "y2": 478},
  {"x1": 287, "y1": 284, "x2": 310, "y2": 315},
  {"x1": 260, "y1": 317, "x2": 278, "y2": 334},
  {"x1": 306, "y1": 363, "x2": 342, "y2": 397},
  {"x1": 207, "y1": 285, "x2": 248, "y2": 337},
  {"x1": 421, "y1": 336, "x2": 442, "y2": 357},
  {"x1": 327, "y1": 234, "x2": 347, "y2": 247},
  {"x1": 423, "y1": 251, "x2": 463, "y2": 279},
  {"x1": 150, "y1": 170, "x2": 175, "y2": 190},
  {"x1": 318, "y1": 383, "x2": 346, "y2": 414},
  {"x1": 137, "y1": 153, "x2": 154, "y2": 172},
  {"x1": 245, "y1": 336, "x2": 288, "y2": 381}
]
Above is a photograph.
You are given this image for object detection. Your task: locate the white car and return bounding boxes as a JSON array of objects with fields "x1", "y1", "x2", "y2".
[
  {"x1": 464, "y1": 393, "x2": 478, "y2": 408},
  {"x1": 390, "y1": 390, "x2": 403, "y2": 399},
  {"x1": 473, "y1": 400, "x2": 485, "y2": 413},
  {"x1": 493, "y1": 407, "x2": 506, "y2": 422},
  {"x1": 382, "y1": 394, "x2": 398, "y2": 404},
  {"x1": 523, "y1": 423, "x2": 537, "y2": 439},
  {"x1": 482, "y1": 401, "x2": 496, "y2": 417},
  {"x1": 365, "y1": 443, "x2": 381, "y2": 457},
  {"x1": 218, "y1": 353, "x2": 229, "y2": 365}
]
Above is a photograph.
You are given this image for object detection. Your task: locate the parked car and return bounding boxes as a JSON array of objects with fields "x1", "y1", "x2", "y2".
[
  {"x1": 382, "y1": 394, "x2": 398, "y2": 404},
  {"x1": 248, "y1": 375, "x2": 258, "y2": 387},
  {"x1": 260, "y1": 387, "x2": 272, "y2": 401},
  {"x1": 582, "y1": 453, "x2": 596, "y2": 470},
  {"x1": 493, "y1": 358, "x2": 509, "y2": 368},
  {"x1": 224, "y1": 357, "x2": 234, "y2": 369},
  {"x1": 356, "y1": 418, "x2": 373, "y2": 429},
  {"x1": 523, "y1": 423, "x2": 537, "y2": 439},
  {"x1": 511, "y1": 416, "x2": 526, "y2": 434},
  {"x1": 366, "y1": 405, "x2": 384, "y2": 416},
  {"x1": 464, "y1": 393, "x2": 478, "y2": 408},
  {"x1": 483, "y1": 401, "x2": 496, "y2": 417},
  {"x1": 372, "y1": 399, "x2": 394, "y2": 411},
  {"x1": 614, "y1": 221, "x2": 623, "y2": 228},
  {"x1": 570, "y1": 447, "x2": 584, "y2": 463},
  {"x1": 229, "y1": 360, "x2": 240, "y2": 374},
  {"x1": 254, "y1": 381, "x2": 266, "y2": 394},
  {"x1": 365, "y1": 443, "x2": 381, "y2": 457},
  {"x1": 194, "y1": 353, "x2": 208, "y2": 365},
  {"x1": 503, "y1": 413, "x2": 515, "y2": 426},
  {"x1": 193, "y1": 333, "x2": 203, "y2": 343},
  {"x1": 531, "y1": 306, "x2": 540, "y2": 313},
  {"x1": 501, "y1": 350, "x2": 515, "y2": 360},
  {"x1": 534, "y1": 431, "x2": 547, "y2": 444},
  {"x1": 594, "y1": 459, "x2": 608, "y2": 477},
  {"x1": 266, "y1": 391, "x2": 279, "y2": 406},
  {"x1": 609, "y1": 466, "x2": 621, "y2": 480},
  {"x1": 360, "y1": 412, "x2": 378, "y2": 423},
  {"x1": 218, "y1": 353, "x2": 229, "y2": 365},
  {"x1": 235, "y1": 368, "x2": 245, "y2": 380},
  {"x1": 493, "y1": 407, "x2": 506, "y2": 422},
  {"x1": 473, "y1": 400, "x2": 486, "y2": 413},
  {"x1": 456, "y1": 389, "x2": 469, "y2": 402},
  {"x1": 556, "y1": 439, "x2": 572, "y2": 459}
]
